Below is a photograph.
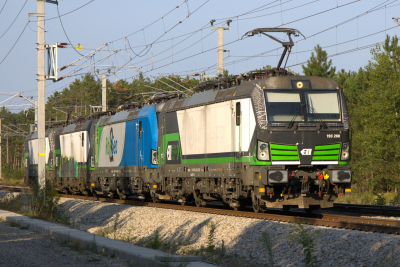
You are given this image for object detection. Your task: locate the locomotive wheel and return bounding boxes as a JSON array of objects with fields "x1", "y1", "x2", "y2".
[
  {"x1": 193, "y1": 191, "x2": 204, "y2": 207},
  {"x1": 251, "y1": 190, "x2": 264, "y2": 213},
  {"x1": 152, "y1": 193, "x2": 160, "y2": 203},
  {"x1": 252, "y1": 202, "x2": 262, "y2": 213},
  {"x1": 195, "y1": 200, "x2": 203, "y2": 207}
]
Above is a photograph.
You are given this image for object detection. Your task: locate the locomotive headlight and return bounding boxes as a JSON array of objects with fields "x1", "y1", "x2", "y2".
[
  {"x1": 340, "y1": 142, "x2": 350, "y2": 160},
  {"x1": 151, "y1": 150, "x2": 158, "y2": 165},
  {"x1": 257, "y1": 141, "x2": 270, "y2": 161}
]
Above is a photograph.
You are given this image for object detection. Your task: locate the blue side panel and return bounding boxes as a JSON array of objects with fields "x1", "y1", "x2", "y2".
[
  {"x1": 119, "y1": 105, "x2": 158, "y2": 168},
  {"x1": 120, "y1": 120, "x2": 138, "y2": 167},
  {"x1": 139, "y1": 105, "x2": 158, "y2": 168}
]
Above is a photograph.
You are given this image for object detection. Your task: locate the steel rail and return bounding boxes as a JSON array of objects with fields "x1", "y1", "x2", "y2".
[{"x1": 1, "y1": 184, "x2": 399, "y2": 235}]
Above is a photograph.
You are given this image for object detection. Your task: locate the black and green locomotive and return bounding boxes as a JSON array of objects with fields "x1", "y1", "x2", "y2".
[
  {"x1": 155, "y1": 73, "x2": 352, "y2": 211},
  {"x1": 24, "y1": 28, "x2": 351, "y2": 212}
]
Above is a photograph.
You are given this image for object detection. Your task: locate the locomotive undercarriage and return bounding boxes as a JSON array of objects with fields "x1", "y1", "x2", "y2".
[
  {"x1": 91, "y1": 176, "x2": 151, "y2": 200},
  {"x1": 52, "y1": 177, "x2": 89, "y2": 195},
  {"x1": 151, "y1": 177, "x2": 251, "y2": 211},
  {"x1": 252, "y1": 166, "x2": 350, "y2": 211}
]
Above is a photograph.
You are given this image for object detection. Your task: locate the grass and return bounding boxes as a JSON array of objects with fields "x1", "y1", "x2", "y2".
[{"x1": 335, "y1": 190, "x2": 400, "y2": 206}]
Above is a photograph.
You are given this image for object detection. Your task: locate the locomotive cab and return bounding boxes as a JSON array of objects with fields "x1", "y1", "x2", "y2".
[{"x1": 249, "y1": 76, "x2": 352, "y2": 210}]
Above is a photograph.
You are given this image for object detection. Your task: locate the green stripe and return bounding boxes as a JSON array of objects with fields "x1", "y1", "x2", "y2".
[
  {"x1": 24, "y1": 152, "x2": 29, "y2": 157},
  {"x1": 55, "y1": 149, "x2": 61, "y2": 154},
  {"x1": 314, "y1": 144, "x2": 341, "y2": 150},
  {"x1": 182, "y1": 156, "x2": 250, "y2": 165},
  {"x1": 271, "y1": 150, "x2": 298, "y2": 155},
  {"x1": 312, "y1": 155, "x2": 339, "y2": 160},
  {"x1": 313, "y1": 150, "x2": 340, "y2": 155},
  {"x1": 338, "y1": 161, "x2": 349, "y2": 165},
  {"x1": 271, "y1": 156, "x2": 299, "y2": 161},
  {"x1": 270, "y1": 144, "x2": 297, "y2": 150}
]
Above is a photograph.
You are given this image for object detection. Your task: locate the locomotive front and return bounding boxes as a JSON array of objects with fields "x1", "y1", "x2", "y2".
[{"x1": 251, "y1": 76, "x2": 351, "y2": 210}]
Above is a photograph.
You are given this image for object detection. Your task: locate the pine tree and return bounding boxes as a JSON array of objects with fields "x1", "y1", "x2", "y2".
[{"x1": 302, "y1": 45, "x2": 336, "y2": 78}]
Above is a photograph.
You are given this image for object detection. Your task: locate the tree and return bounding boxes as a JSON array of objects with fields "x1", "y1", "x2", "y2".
[{"x1": 302, "y1": 45, "x2": 336, "y2": 78}]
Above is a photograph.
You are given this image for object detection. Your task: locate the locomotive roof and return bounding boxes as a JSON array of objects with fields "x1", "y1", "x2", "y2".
[
  {"x1": 161, "y1": 75, "x2": 341, "y2": 113},
  {"x1": 25, "y1": 119, "x2": 95, "y2": 141},
  {"x1": 97, "y1": 104, "x2": 156, "y2": 126}
]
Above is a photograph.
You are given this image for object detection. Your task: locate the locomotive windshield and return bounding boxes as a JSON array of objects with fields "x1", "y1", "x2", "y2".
[
  {"x1": 265, "y1": 91, "x2": 304, "y2": 122},
  {"x1": 265, "y1": 90, "x2": 341, "y2": 122},
  {"x1": 304, "y1": 91, "x2": 341, "y2": 121}
]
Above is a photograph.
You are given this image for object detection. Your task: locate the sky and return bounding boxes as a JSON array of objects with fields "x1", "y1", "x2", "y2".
[{"x1": 0, "y1": 0, "x2": 399, "y2": 113}]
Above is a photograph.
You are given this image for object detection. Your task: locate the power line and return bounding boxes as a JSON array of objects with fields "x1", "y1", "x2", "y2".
[
  {"x1": 0, "y1": 0, "x2": 8, "y2": 15},
  {"x1": 46, "y1": 0, "x2": 94, "y2": 21},
  {"x1": 0, "y1": 0, "x2": 28, "y2": 40},
  {"x1": 56, "y1": 3, "x2": 84, "y2": 57},
  {"x1": 0, "y1": 22, "x2": 28, "y2": 65},
  {"x1": 109, "y1": 0, "x2": 189, "y2": 44},
  {"x1": 140, "y1": 0, "x2": 396, "y2": 75},
  {"x1": 112, "y1": 0, "x2": 210, "y2": 75}
]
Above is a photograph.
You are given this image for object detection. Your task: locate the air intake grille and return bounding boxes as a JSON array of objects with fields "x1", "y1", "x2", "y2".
[
  {"x1": 312, "y1": 144, "x2": 340, "y2": 161},
  {"x1": 270, "y1": 144, "x2": 299, "y2": 161}
]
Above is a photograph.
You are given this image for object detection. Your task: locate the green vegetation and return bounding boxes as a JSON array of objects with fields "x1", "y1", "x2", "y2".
[
  {"x1": 0, "y1": 183, "x2": 69, "y2": 224},
  {"x1": 288, "y1": 222, "x2": 320, "y2": 267},
  {"x1": 303, "y1": 35, "x2": 400, "y2": 195},
  {"x1": 261, "y1": 231, "x2": 275, "y2": 267},
  {"x1": 205, "y1": 221, "x2": 218, "y2": 252},
  {"x1": 147, "y1": 229, "x2": 163, "y2": 250},
  {"x1": 302, "y1": 44, "x2": 336, "y2": 78},
  {"x1": 336, "y1": 189, "x2": 400, "y2": 206}
]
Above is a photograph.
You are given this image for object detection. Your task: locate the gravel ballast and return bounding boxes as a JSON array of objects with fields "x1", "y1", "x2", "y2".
[
  {"x1": 60, "y1": 197, "x2": 400, "y2": 267},
  {"x1": 0, "y1": 219, "x2": 130, "y2": 267}
]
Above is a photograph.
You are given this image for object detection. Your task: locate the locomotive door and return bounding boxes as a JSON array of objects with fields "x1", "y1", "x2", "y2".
[
  {"x1": 80, "y1": 131, "x2": 88, "y2": 182},
  {"x1": 234, "y1": 101, "x2": 242, "y2": 172},
  {"x1": 137, "y1": 120, "x2": 144, "y2": 167}
]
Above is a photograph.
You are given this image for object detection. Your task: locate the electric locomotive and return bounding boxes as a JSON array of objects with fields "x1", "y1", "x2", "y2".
[{"x1": 24, "y1": 27, "x2": 352, "y2": 212}]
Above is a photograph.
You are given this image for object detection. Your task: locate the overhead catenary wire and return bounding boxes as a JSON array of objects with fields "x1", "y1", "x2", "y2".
[
  {"x1": 0, "y1": 0, "x2": 28, "y2": 40},
  {"x1": 0, "y1": 22, "x2": 28, "y2": 65},
  {"x1": 0, "y1": 0, "x2": 8, "y2": 15},
  {"x1": 148, "y1": 0, "x2": 398, "y2": 76},
  {"x1": 111, "y1": 0, "x2": 210, "y2": 76},
  {"x1": 56, "y1": 3, "x2": 85, "y2": 57},
  {"x1": 13, "y1": 0, "x2": 395, "y2": 106}
]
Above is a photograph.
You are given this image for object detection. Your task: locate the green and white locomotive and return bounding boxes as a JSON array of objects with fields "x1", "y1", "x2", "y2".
[{"x1": 156, "y1": 73, "x2": 351, "y2": 212}]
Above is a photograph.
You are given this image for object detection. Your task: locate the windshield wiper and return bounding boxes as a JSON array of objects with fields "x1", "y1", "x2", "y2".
[
  {"x1": 307, "y1": 105, "x2": 328, "y2": 129},
  {"x1": 287, "y1": 104, "x2": 305, "y2": 129}
]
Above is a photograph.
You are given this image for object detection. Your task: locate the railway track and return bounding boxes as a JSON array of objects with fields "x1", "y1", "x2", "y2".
[{"x1": 1, "y1": 184, "x2": 400, "y2": 235}]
